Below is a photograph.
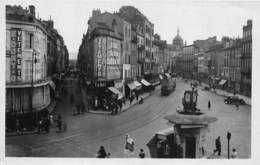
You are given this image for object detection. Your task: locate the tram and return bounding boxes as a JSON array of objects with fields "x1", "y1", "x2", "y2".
[{"x1": 160, "y1": 73, "x2": 176, "y2": 96}]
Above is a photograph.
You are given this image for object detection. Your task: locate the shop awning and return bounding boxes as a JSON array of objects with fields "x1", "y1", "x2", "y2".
[
  {"x1": 134, "y1": 81, "x2": 142, "y2": 90},
  {"x1": 165, "y1": 73, "x2": 171, "y2": 79},
  {"x1": 159, "y1": 74, "x2": 164, "y2": 80},
  {"x1": 49, "y1": 80, "x2": 56, "y2": 90},
  {"x1": 141, "y1": 79, "x2": 151, "y2": 86},
  {"x1": 108, "y1": 87, "x2": 123, "y2": 99},
  {"x1": 219, "y1": 79, "x2": 227, "y2": 85},
  {"x1": 127, "y1": 82, "x2": 136, "y2": 90}
]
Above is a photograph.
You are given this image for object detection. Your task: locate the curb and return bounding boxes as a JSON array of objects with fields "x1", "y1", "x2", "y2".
[{"x1": 87, "y1": 93, "x2": 151, "y2": 115}]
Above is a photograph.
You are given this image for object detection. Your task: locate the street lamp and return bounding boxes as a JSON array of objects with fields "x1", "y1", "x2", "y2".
[{"x1": 227, "y1": 131, "x2": 231, "y2": 159}]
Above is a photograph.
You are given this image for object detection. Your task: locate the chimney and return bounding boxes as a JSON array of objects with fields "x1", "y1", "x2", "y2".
[
  {"x1": 29, "y1": 5, "x2": 35, "y2": 17},
  {"x1": 92, "y1": 9, "x2": 101, "y2": 17},
  {"x1": 247, "y1": 19, "x2": 252, "y2": 25}
]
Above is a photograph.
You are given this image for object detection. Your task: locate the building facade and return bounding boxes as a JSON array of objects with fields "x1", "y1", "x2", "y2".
[
  {"x1": 241, "y1": 20, "x2": 252, "y2": 96},
  {"x1": 5, "y1": 5, "x2": 68, "y2": 130},
  {"x1": 182, "y1": 45, "x2": 194, "y2": 78}
]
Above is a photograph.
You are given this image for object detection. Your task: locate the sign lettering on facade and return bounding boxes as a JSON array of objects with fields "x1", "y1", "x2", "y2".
[
  {"x1": 96, "y1": 37, "x2": 103, "y2": 78},
  {"x1": 10, "y1": 29, "x2": 17, "y2": 82},
  {"x1": 16, "y1": 29, "x2": 22, "y2": 81}
]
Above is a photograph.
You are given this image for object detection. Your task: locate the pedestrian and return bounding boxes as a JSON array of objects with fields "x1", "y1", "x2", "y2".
[
  {"x1": 76, "y1": 104, "x2": 80, "y2": 115},
  {"x1": 15, "y1": 119, "x2": 20, "y2": 133},
  {"x1": 125, "y1": 134, "x2": 135, "y2": 152},
  {"x1": 49, "y1": 114, "x2": 54, "y2": 126},
  {"x1": 81, "y1": 104, "x2": 85, "y2": 114},
  {"x1": 130, "y1": 95, "x2": 133, "y2": 104},
  {"x1": 208, "y1": 100, "x2": 211, "y2": 110},
  {"x1": 106, "y1": 152, "x2": 111, "y2": 158},
  {"x1": 213, "y1": 136, "x2": 221, "y2": 156},
  {"x1": 139, "y1": 97, "x2": 144, "y2": 104},
  {"x1": 97, "y1": 146, "x2": 107, "y2": 158},
  {"x1": 43, "y1": 117, "x2": 50, "y2": 133},
  {"x1": 139, "y1": 149, "x2": 145, "y2": 158},
  {"x1": 236, "y1": 102, "x2": 239, "y2": 110},
  {"x1": 37, "y1": 118, "x2": 43, "y2": 134},
  {"x1": 56, "y1": 115, "x2": 62, "y2": 133},
  {"x1": 118, "y1": 99, "x2": 122, "y2": 112},
  {"x1": 136, "y1": 91, "x2": 139, "y2": 100},
  {"x1": 70, "y1": 94, "x2": 74, "y2": 105},
  {"x1": 231, "y1": 148, "x2": 238, "y2": 159}
]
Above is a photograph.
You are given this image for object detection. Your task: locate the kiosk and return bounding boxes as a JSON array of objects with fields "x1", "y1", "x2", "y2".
[{"x1": 147, "y1": 87, "x2": 217, "y2": 158}]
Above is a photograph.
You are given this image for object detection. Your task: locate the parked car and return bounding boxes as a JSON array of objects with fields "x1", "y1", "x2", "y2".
[{"x1": 224, "y1": 96, "x2": 246, "y2": 105}]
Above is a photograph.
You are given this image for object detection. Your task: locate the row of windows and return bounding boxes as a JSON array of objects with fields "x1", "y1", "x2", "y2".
[
  {"x1": 242, "y1": 42, "x2": 252, "y2": 54},
  {"x1": 124, "y1": 26, "x2": 131, "y2": 38},
  {"x1": 243, "y1": 29, "x2": 252, "y2": 39},
  {"x1": 241, "y1": 59, "x2": 251, "y2": 71}
]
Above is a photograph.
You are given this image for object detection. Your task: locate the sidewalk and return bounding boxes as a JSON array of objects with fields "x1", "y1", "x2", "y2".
[
  {"x1": 81, "y1": 87, "x2": 158, "y2": 115},
  {"x1": 200, "y1": 82, "x2": 251, "y2": 106}
]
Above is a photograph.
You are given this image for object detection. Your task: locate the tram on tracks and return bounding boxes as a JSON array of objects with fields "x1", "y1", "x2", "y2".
[{"x1": 160, "y1": 73, "x2": 176, "y2": 96}]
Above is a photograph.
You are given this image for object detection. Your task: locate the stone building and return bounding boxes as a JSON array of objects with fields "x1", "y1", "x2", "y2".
[
  {"x1": 222, "y1": 38, "x2": 242, "y2": 93},
  {"x1": 118, "y1": 6, "x2": 155, "y2": 82},
  {"x1": 5, "y1": 5, "x2": 68, "y2": 130},
  {"x1": 241, "y1": 20, "x2": 252, "y2": 96},
  {"x1": 182, "y1": 45, "x2": 195, "y2": 78}
]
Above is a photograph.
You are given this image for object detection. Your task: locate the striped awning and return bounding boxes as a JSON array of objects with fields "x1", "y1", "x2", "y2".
[
  {"x1": 134, "y1": 81, "x2": 142, "y2": 90},
  {"x1": 141, "y1": 79, "x2": 151, "y2": 86},
  {"x1": 108, "y1": 87, "x2": 123, "y2": 99},
  {"x1": 165, "y1": 73, "x2": 171, "y2": 79},
  {"x1": 219, "y1": 79, "x2": 227, "y2": 85},
  {"x1": 49, "y1": 80, "x2": 56, "y2": 90},
  {"x1": 127, "y1": 82, "x2": 136, "y2": 90}
]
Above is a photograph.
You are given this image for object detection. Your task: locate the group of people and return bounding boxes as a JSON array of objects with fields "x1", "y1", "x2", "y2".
[
  {"x1": 37, "y1": 114, "x2": 65, "y2": 134},
  {"x1": 213, "y1": 136, "x2": 238, "y2": 158}
]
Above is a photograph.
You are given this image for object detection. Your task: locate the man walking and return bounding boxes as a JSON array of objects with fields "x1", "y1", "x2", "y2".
[
  {"x1": 97, "y1": 146, "x2": 107, "y2": 158},
  {"x1": 208, "y1": 100, "x2": 211, "y2": 110},
  {"x1": 236, "y1": 102, "x2": 239, "y2": 110},
  {"x1": 213, "y1": 136, "x2": 221, "y2": 156}
]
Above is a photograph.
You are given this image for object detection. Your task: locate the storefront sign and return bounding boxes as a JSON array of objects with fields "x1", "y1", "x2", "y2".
[
  {"x1": 94, "y1": 81, "x2": 106, "y2": 87},
  {"x1": 16, "y1": 29, "x2": 22, "y2": 81},
  {"x1": 95, "y1": 37, "x2": 107, "y2": 78}
]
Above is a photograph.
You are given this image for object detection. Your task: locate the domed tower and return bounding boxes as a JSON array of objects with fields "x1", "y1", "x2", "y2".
[{"x1": 172, "y1": 28, "x2": 184, "y2": 51}]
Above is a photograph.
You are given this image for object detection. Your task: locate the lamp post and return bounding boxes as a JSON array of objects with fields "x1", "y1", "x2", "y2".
[{"x1": 227, "y1": 131, "x2": 231, "y2": 159}]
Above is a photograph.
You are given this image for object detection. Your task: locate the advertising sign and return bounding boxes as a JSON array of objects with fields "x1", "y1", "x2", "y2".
[
  {"x1": 16, "y1": 29, "x2": 22, "y2": 81},
  {"x1": 95, "y1": 37, "x2": 107, "y2": 79},
  {"x1": 106, "y1": 38, "x2": 121, "y2": 80},
  {"x1": 9, "y1": 28, "x2": 22, "y2": 82}
]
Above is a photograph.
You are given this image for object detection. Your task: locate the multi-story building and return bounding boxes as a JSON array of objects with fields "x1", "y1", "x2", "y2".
[
  {"x1": 193, "y1": 36, "x2": 219, "y2": 80},
  {"x1": 5, "y1": 5, "x2": 68, "y2": 130},
  {"x1": 241, "y1": 20, "x2": 252, "y2": 96},
  {"x1": 118, "y1": 6, "x2": 154, "y2": 82},
  {"x1": 222, "y1": 38, "x2": 242, "y2": 93},
  {"x1": 182, "y1": 45, "x2": 194, "y2": 78},
  {"x1": 153, "y1": 34, "x2": 167, "y2": 74}
]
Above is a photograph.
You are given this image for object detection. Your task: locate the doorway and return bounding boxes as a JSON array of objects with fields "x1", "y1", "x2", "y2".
[{"x1": 185, "y1": 136, "x2": 196, "y2": 158}]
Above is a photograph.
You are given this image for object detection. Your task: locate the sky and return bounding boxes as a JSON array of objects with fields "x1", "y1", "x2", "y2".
[{"x1": 3, "y1": 0, "x2": 260, "y2": 59}]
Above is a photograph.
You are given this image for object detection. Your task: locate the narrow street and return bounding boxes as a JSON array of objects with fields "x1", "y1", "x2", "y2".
[{"x1": 6, "y1": 77, "x2": 251, "y2": 158}]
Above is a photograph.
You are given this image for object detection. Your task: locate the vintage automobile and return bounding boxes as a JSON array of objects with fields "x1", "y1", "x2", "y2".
[{"x1": 224, "y1": 95, "x2": 246, "y2": 105}]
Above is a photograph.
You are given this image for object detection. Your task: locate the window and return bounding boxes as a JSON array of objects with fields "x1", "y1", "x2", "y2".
[
  {"x1": 25, "y1": 60, "x2": 32, "y2": 81},
  {"x1": 25, "y1": 32, "x2": 34, "y2": 49}
]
